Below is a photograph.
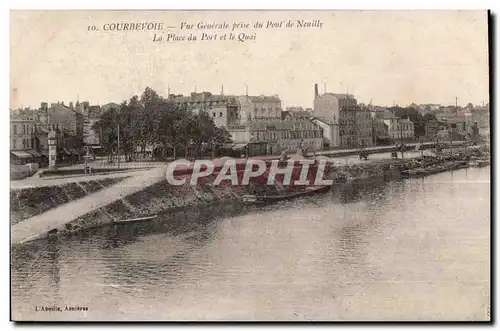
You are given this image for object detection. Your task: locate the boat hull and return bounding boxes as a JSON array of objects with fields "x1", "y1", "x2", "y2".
[{"x1": 244, "y1": 185, "x2": 331, "y2": 204}]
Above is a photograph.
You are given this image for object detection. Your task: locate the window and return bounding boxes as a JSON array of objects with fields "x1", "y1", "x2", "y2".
[
  {"x1": 13, "y1": 125, "x2": 17, "y2": 134},
  {"x1": 212, "y1": 112, "x2": 215, "y2": 117},
  {"x1": 219, "y1": 112, "x2": 223, "y2": 117}
]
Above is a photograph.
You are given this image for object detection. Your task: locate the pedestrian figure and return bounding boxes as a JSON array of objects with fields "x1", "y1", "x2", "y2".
[{"x1": 279, "y1": 150, "x2": 288, "y2": 162}]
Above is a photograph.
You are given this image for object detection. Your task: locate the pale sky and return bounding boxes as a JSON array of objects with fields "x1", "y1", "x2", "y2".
[{"x1": 10, "y1": 10, "x2": 489, "y2": 109}]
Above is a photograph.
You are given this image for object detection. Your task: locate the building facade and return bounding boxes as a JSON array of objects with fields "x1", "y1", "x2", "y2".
[
  {"x1": 35, "y1": 101, "x2": 85, "y2": 160},
  {"x1": 169, "y1": 92, "x2": 240, "y2": 128},
  {"x1": 370, "y1": 112, "x2": 390, "y2": 144},
  {"x1": 10, "y1": 118, "x2": 36, "y2": 151},
  {"x1": 313, "y1": 83, "x2": 373, "y2": 148},
  {"x1": 397, "y1": 119, "x2": 415, "y2": 140},
  {"x1": 228, "y1": 118, "x2": 323, "y2": 155},
  {"x1": 83, "y1": 105, "x2": 103, "y2": 146},
  {"x1": 313, "y1": 87, "x2": 357, "y2": 123},
  {"x1": 237, "y1": 95, "x2": 282, "y2": 123},
  {"x1": 311, "y1": 118, "x2": 339, "y2": 149},
  {"x1": 355, "y1": 109, "x2": 374, "y2": 148}
]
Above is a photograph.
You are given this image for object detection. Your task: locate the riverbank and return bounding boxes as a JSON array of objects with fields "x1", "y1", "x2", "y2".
[
  {"x1": 10, "y1": 177, "x2": 128, "y2": 226},
  {"x1": 10, "y1": 149, "x2": 490, "y2": 246},
  {"x1": 11, "y1": 166, "x2": 490, "y2": 321}
]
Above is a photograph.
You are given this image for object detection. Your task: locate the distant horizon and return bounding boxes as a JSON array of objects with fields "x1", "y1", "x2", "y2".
[{"x1": 9, "y1": 87, "x2": 489, "y2": 111}]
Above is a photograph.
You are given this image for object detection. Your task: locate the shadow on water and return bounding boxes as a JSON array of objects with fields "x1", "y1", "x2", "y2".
[
  {"x1": 332, "y1": 178, "x2": 394, "y2": 204},
  {"x1": 12, "y1": 202, "x2": 261, "y2": 297},
  {"x1": 11, "y1": 179, "x2": 397, "y2": 291},
  {"x1": 93, "y1": 202, "x2": 266, "y2": 293}
]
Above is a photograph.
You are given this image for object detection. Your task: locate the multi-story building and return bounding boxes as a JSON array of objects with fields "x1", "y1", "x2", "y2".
[
  {"x1": 370, "y1": 112, "x2": 390, "y2": 144},
  {"x1": 338, "y1": 107, "x2": 357, "y2": 148},
  {"x1": 10, "y1": 117, "x2": 36, "y2": 151},
  {"x1": 397, "y1": 118, "x2": 415, "y2": 140},
  {"x1": 355, "y1": 109, "x2": 373, "y2": 148},
  {"x1": 169, "y1": 92, "x2": 240, "y2": 128},
  {"x1": 36, "y1": 101, "x2": 84, "y2": 160},
  {"x1": 425, "y1": 120, "x2": 452, "y2": 141},
  {"x1": 227, "y1": 118, "x2": 323, "y2": 155},
  {"x1": 313, "y1": 85, "x2": 357, "y2": 123},
  {"x1": 471, "y1": 107, "x2": 490, "y2": 130},
  {"x1": 283, "y1": 109, "x2": 313, "y2": 120},
  {"x1": 376, "y1": 111, "x2": 412, "y2": 141},
  {"x1": 237, "y1": 95, "x2": 282, "y2": 123},
  {"x1": 311, "y1": 118, "x2": 338, "y2": 149},
  {"x1": 313, "y1": 83, "x2": 372, "y2": 148},
  {"x1": 101, "y1": 102, "x2": 121, "y2": 112},
  {"x1": 83, "y1": 105, "x2": 103, "y2": 146},
  {"x1": 39, "y1": 101, "x2": 84, "y2": 137},
  {"x1": 10, "y1": 112, "x2": 40, "y2": 165}
]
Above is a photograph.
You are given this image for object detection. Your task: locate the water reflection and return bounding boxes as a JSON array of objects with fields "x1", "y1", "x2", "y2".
[
  {"x1": 11, "y1": 168, "x2": 491, "y2": 321},
  {"x1": 47, "y1": 237, "x2": 61, "y2": 291},
  {"x1": 100, "y1": 207, "x2": 226, "y2": 293}
]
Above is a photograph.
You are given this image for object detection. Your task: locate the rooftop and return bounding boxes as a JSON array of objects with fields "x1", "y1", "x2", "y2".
[
  {"x1": 375, "y1": 111, "x2": 397, "y2": 120},
  {"x1": 248, "y1": 119, "x2": 319, "y2": 130},
  {"x1": 319, "y1": 93, "x2": 356, "y2": 100},
  {"x1": 169, "y1": 92, "x2": 237, "y2": 104},
  {"x1": 101, "y1": 102, "x2": 122, "y2": 111},
  {"x1": 249, "y1": 95, "x2": 281, "y2": 103},
  {"x1": 398, "y1": 118, "x2": 413, "y2": 124}
]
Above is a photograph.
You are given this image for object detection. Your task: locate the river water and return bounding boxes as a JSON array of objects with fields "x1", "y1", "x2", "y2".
[{"x1": 11, "y1": 167, "x2": 491, "y2": 321}]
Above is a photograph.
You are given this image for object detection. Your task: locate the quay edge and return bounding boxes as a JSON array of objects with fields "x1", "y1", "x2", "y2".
[{"x1": 10, "y1": 154, "x2": 487, "y2": 246}]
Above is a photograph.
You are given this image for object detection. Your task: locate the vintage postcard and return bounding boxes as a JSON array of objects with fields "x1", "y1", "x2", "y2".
[{"x1": 10, "y1": 10, "x2": 490, "y2": 321}]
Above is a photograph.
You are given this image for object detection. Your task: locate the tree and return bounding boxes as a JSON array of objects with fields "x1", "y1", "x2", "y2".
[
  {"x1": 92, "y1": 106, "x2": 119, "y2": 161},
  {"x1": 93, "y1": 87, "x2": 234, "y2": 162}
]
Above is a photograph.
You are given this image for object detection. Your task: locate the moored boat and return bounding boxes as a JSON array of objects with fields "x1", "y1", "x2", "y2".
[
  {"x1": 469, "y1": 159, "x2": 490, "y2": 167},
  {"x1": 114, "y1": 214, "x2": 158, "y2": 224},
  {"x1": 243, "y1": 185, "x2": 331, "y2": 204}
]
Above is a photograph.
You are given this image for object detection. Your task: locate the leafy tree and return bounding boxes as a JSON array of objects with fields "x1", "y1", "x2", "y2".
[{"x1": 93, "y1": 87, "x2": 234, "y2": 162}]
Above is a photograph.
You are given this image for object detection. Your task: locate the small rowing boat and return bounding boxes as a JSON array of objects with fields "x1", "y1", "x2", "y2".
[
  {"x1": 114, "y1": 214, "x2": 158, "y2": 224},
  {"x1": 243, "y1": 185, "x2": 331, "y2": 204}
]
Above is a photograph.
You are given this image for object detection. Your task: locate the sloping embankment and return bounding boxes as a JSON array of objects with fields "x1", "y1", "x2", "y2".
[
  {"x1": 11, "y1": 159, "x2": 407, "y2": 245},
  {"x1": 10, "y1": 177, "x2": 128, "y2": 226}
]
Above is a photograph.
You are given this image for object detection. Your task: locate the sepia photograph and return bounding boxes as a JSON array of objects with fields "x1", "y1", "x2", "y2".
[{"x1": 9, "y1": 9, "x2": 491, "y2": 321}]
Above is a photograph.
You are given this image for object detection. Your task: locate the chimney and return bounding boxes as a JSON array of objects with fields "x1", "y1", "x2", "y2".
[
  {"x1": 314, "y1": 84, "x2": 319, "y2": 97},
  {"x1": 69, "y1": 102, "x2": 74, "y2": 109}
]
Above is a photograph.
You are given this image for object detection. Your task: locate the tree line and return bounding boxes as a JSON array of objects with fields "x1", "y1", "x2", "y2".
[
  {"x1": 92, "y1": 87, "x2": 233, "y2": 161},
  {"x1": 387, "y1": 106, "x2": 438, "y2": 138}
]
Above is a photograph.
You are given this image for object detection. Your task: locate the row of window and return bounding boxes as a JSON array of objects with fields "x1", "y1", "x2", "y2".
[
  {"x1": 254, "y1": 130, "x2": 322, "y2": 140},
  {"x1": 339, "y1": 128, "x2": 373, "y2": 136},
  {"x1": 11, "y1": 138, "x2": 35, "y2": 150},
  {"x1": 12, "y1": 124, "x2": 35, "y2": 135},
  {"x1": 339, "y1": 110, "x2": 357, "y2": 118},
  {"x1": 339, "y1": 138, "x2": 372, "y2": 146},
  {"x1": 398, "y1": 125, "x2": 413, "y2": 131},
  {"x1": 254, "y1": 106, "x2": 278, "y2": 111},
  {"x1": 277, "y1": 140, "x2": 320, "y2": 150},
  {"x1": 389, "y1": 133, "x2": 414, "y2": 138}
]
